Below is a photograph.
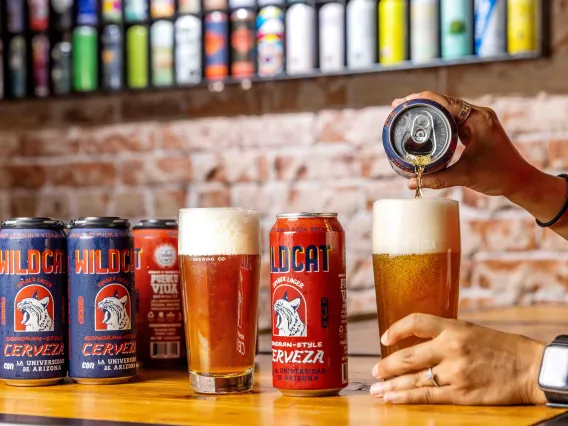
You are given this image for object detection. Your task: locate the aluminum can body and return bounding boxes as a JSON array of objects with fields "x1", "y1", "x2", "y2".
[
  {"x1": 411, "y1": 0, "x2": 439, "y2": 63},
  {"x1": 319, "y1": 3, "x2": 345, "y2": 72},
  {"x1": 507, "y1": 0, "x2": 537, "y2": 54},
  {"x1": 257, "y1": 6, "x2": 285, "y2": 77},
  {"x1": 441, "y1": 0, "x2": 473, "y2": 59},
  {"x1": 346, "y1": 0, "x2": 376, "y2": 69},
  {"x1": 474, "y1": 0, "x2": 506, "y2": 57},
  {"x1": 205, "y1": 12, "x2": 229, "y2": 81},
  {"x1": 231, "y1": 9, "x2": 256, "y2": 78},
  {"x1": 379, "y1": 0, "x2": 407, "y2": 64}
]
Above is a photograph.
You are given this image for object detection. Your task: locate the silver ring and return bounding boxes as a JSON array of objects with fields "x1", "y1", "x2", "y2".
[
  {"x1": 424, "y1": 367, "x2": 439, "y2": 387},
  {"x1": 456, "y1": 101, "x2": 472, "y2": 125}
]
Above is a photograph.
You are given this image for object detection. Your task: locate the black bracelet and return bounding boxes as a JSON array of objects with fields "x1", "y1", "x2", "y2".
[{"x1": 536, "y1": 174, "x2": 568, "y2": 228}]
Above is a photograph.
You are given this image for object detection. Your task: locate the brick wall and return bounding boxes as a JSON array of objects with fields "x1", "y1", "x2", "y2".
[{"x1": 1, "y1": 2, "x2": 568, "y2": 330}]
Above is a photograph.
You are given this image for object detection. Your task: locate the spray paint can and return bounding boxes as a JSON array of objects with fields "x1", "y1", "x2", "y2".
[
  {"x1": 179, "y1": 0, "x2": 201, "y2": 14},
  {"x1": 103, "y1": 0, "x2": 123, "y2": 23},
  {"x1": 9, "y1": 36, "x2": 26, "y2": 98},
  {"x1": 441, "y1": 0, "x2": 473, "y2": 59},
  {"x1": 73, "y1": 27, "x2": 98, "y2": 92},
  {"x1": 152, "y1": 20, "x2": 174, "y2": 87},
  {"x1": 125, "y1": 0, "x2": 148, "y2": 21},
  {"x1": 231, "y1": 9, "x2": 255, "y2": 79},
  {"x1": 379, "y1": 0, "x2": 407, "y2": 64},
  {"x1": 205, "y1": 12, "x2": 229, "y2": 81},
  {"x1": 127, "y1": 25, "x2": 149, "y2": 88},
  {"x1": 257, "y1": 6, "x2": 285, "y2": 77},
  {"x1": 77, "y1": 0, "x2": 98, "y2": 25},
  {"x1": 151, "y1": 0, "x2": 175, "y2": 18},
  {"x1": 347, "y1": 0, "x2": 376, "y2": 69},
  {"x1": 32, "y1": 34, "x2": 50, "y2": 97},
  {"x1": 52, "y1": 40, "x2": 72, "y2": 95},
  {"x1": 29, "y1": 0, "x2": 50, "y2": 31},
  {"x1": 7, "y1": 0, "x2": 25, "y2": 33},
  {"x1": 286, "y1": 4, "x2": 316, "y2": 75},
  {"x1": 102, "y1": 25, "x2": 123, "y2": 90},
  {"x1": 52, "y1": 0, "x2": 74, "y2": 31},
  {"x1": 411, "y1": 0, "x2": 439, "y2": 63},
  {"x1": 474, "y1": 0, "x2": 506, "y2": 57},
  {"x1": 319, "y1": 4, "x2": 344, "y2": 72},
  {"x1": 507, "y1": 0, "x2": 536, "y2": 54},
  {"x1": 175, "y1": 16, "x2": 202, "y2": 84}
]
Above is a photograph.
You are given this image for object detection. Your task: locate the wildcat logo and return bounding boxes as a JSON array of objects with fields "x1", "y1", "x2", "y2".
[
  {"x1": 273, "y1": 289, "x2": 307, "y2": 337},
  {"x1": 95, "y1": 284, "x2": 131, "y2": 331},
  {"x1": 15, "y1": 285, "x2": 54, "y2": 333}
]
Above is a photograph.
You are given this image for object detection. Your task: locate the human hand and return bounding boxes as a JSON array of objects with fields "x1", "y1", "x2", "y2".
[{"x1": 370, "y1": 313, "x2": 547, "y2": 406}]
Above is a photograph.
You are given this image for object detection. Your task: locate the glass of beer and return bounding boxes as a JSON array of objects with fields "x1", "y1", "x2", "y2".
[
  {"x1": 372, "y1": 198, "x2": 461, "y2": 358},
  {"x1": 178, "y1": 208, "x2": 261, "y2": 394}
]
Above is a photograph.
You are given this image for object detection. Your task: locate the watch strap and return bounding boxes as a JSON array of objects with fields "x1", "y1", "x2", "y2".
[{"x1": 544, "y1": 336, "x2": 568, "y2": 407}]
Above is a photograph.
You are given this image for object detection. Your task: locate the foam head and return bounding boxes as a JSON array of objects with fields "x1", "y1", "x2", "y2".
[
  {"x1": 178, "y1": 208, "x2": 260, "y2": 256},
  {"x1": 372, "y1": 198, "x2": 461, "y2": 255}
]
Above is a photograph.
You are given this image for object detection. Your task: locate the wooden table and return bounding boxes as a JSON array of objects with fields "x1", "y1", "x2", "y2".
[{"x1": 0, "y1": 306, "x2": 567, "y2": 426}]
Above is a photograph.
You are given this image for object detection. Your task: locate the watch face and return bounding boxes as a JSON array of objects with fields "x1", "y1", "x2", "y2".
[{"x1": 539, "y1": 345, "x2": 568, "y2": 390}]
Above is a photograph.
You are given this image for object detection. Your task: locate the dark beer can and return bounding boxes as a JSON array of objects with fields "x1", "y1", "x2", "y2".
[
  {"x1": 29, "y1": 0, "x2": 50, "y2": 31},
  {"x1": 257, "y1": 6, "x2": 284, "y2": 77},
  {"x1": 133, "y1": 220, "x2": 184, "y2": 369},
  {"x1": 77, "y1": 0, "x2": 98, "y2": 25},
  {"x1": 102, "y1": 25, "x2": 123, "y2": 91},
  {"x1": 231, "y1": 9, "x2": 255, "y2": 78},
  {"x1": 32, "y1": 34, "x2": 50, "y2": 97},
  {"x1": 204, "y1": 12, "x2": 229, "y2": 81},
  {"x1": 7, "y1": 0, "x2": 25, "y2": 33},
  {"x1": 270, "y1": 213, "x2": 348, "y2": 397},
  {"x1": 9, "y1": 36, "x2": 26, "y2": 98},
  {"x1": 0, "y1": 217, "x2": 67, "y2": 387},
  {"x1": 51, "y1": 0, "x2": 74, "y2": 31},
  {"x1": 382, "y1": 98, "x2": 459, "y2": 178},
  {"x1": 68, "y1": 217, "x2": 137, "y2": 385},
  {"x1": 51, "y1": 40, "x2": 72, "y2": 95}
]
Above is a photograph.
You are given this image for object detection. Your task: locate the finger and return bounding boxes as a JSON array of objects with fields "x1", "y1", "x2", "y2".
[
  {"x1": 371, "y1": 367, "x2": 446, "y2": 397},
  {"x1": 373, "y1": 341, "x2": 443, "y2": 380},
  {"x1": 381, "y1": 313, "x2": 450, "y2": 346},
  {"x1": 391, "y1": 93, "x2": 420, "y2": 108},
  {"x1": 382, "y1": 387, "x2": 452, "y2": 405},
  {"x1": 407, "y1": 163, "x2": 469, "y2": 190}
]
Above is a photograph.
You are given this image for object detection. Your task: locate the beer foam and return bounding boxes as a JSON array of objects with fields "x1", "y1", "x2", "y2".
[
  {"x1": 372, "y1": 198, "x2": 461, "y2": 255},
  {"x1": 178, "y1": 208, "x2": 260, "y2": 256}
]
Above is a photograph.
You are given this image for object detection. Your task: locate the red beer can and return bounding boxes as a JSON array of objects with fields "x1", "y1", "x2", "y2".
[
  {"x1": 134, "y1": 219, "x2": 185, "y2": 369},
  {"x1": 270, "y1": 213, "x2": 348, "y2": 396}
]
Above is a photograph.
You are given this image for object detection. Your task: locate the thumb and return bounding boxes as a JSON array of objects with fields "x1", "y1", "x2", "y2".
[{"x1": 408, "y1": 165, "x2": 467, "y2": 190}]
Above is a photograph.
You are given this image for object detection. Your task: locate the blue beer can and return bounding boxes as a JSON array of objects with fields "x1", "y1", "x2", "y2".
[
  {"x1": 474, "y1": 0, "x2": 506, "y2": 57},
  {"x1": 0, "y1": 217, "x2": 67, "y2": 386},
  {"x1": 68, "y1": 217, "x2": 137, "y2": 385},
  {"x1": 77, "y1": 0, "x2": 98, "y2": 25}
]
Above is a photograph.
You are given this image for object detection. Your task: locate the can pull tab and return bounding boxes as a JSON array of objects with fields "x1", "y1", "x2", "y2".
[{"x1": 403, "y1": 112, "x2": 437, "y2": 156}]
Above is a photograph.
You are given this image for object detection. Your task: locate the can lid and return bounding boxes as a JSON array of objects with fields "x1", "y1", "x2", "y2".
[
  {"x1": 276, "y1": 212, "x2": 338, "y2": 219},
  {"x1": 1, "y1": 217, "x2": 65, "y2": 230},
  {"x1": 69, "y1": 217, "x2": 131, "y2": 229},
  {"x1": 133, "y1": 219, "x2": 178, "y2": 230}
]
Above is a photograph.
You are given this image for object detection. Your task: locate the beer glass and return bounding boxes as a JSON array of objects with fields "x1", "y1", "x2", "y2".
[
  {"x1": 178, "y1": 208, "x2": 260, "y2": 394},
  {"x1": 372, "y1": 198, "x2": 461, "y2": 358}
]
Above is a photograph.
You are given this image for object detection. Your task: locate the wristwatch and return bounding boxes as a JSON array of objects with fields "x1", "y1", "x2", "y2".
[{"x1": 538, "y1": 335, "x2": 568, "y2": 407}]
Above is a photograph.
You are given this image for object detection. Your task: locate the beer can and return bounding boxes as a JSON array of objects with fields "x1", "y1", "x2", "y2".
[
  {"x1": 205, "y1": 12, "x2": 229, "y2": 81},
  {"x1": 346, "y1": 0, "x2": 376, "y2": 69},
  {"x1": 72, "y1": 27, "x2": 98, "y2": 92},
  {"x1": 410, "y1": 0, "x2": 439, "y2": 63},
  {"x1": 9, "y1": 36, "x2": 26, "y2": 98},
  {"x1": 231, "y1": 9, "x2": 255, "y2": 79},
  {"x1": 441, "y1": 0, "x2": 473, "y2": 59},
  {"x1": 204, "y1": 0, "x2": 228, "y2": 11},
  {"x1": 257, "y1": 6, "x2": 284, "y2": 78},
  {"x1": 382, "y1": 98, "x2": 459, "y2": 177},
  {"x1": 133, "y1": 220, "x2": 185, "y2": 369},
  {"x1": 230, "y1": 0, "x2": 255, "y2": 8},
  {"x1": 474, "y1": 0, "x2": 505, "y2": 57},
  {"x1": 52, "y1": 0, "x2": 73, "y2": 31},
  {"x1": 258, "y1": 0, "x2": 284, "y2": 6},
  {"x1": 179, "y1": 0, "x2": 201, "y2": 14},
  {"x1": 77, "y1": 0, "x2": 98, "y2": 25},
  {"x1": 286, "y1": 4, "x2": 316, "y2": 75},
  {"x1": 29, "y1": 0, "x2": 50, "y2": 31},
  {"x1": 103, "y1": 0, "x2": 123, "y2": 23},
  {"x1": 68, "y1": 217, "x2": 137, "y2": 385},
  {"x1": 0, "y1": 218, "x2": 67, "y2": 387},
  {"x1": 151, "y1": 0, "x2": 174, "y2": 18},
  {"x1": 7, "y1": 0, "x2": 25, "y2": 33},
  {"x1": 32, "y1": 34, "x2": 50, "y2": 98},
  {"x1": 51, "y1": 40, "x2": 72, "y2": 95},
  {"x1": 151, "y1": 20, "x2": 174, "y2": 87},
  {"x1": 102, "y1": 25, "x2": 123, "y2": 91},
  {"x1": 175, "y1": 15, "x2": 202, "y2": 85},
  {"x1": 379, "y1": 0, "x2": 407, "y2": 64},
  {"x1": 319, "y1": 3, "x2": 344, "y2": 72},
  {"x1": 127, "y1": 25, "x2": 149, "y2": 89},
  {"x1": 271, "y1": 213, "x2": 348, "y2": 397},
  {"x1": 507, "y1": 0, "x2": 537, "y2": 54},
  {"x1": 125, "y1": 0, "x2": 148, "y2": 21}
]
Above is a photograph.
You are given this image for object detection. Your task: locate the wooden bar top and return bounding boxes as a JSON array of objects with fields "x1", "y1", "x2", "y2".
[{"x1": 1, "y1": 306, "x2": 567, "y2": 426}]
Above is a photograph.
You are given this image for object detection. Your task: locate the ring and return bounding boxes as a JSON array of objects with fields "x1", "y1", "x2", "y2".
[
  {"x1": 456, "y1": 101, "x2": 472, "y2": 125},
  {"x1": 424, "y1": 367, "x2": 439, "y2": 387}
]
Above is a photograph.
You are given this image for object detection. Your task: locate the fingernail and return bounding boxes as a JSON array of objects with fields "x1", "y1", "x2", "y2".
[
  {"x1": 383, "y1": 392, "x2": 398, "y2": 403},
  {"x1": 371, "y1": 364, "x2": 379, "y2": 378},
  {"x1": 370, "y1": 383, "x2": 383, "y2": 396},
  {"x1": 381, "y1": 330, "x2": 389, "y2": 345},
  {"x1": 406, "y1": 93, "x2": 419, "y2": 100}
]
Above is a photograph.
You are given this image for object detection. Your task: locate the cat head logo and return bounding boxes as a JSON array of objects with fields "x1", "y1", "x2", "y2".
[
  {"x1": 272, "y1": 287, "x2": 307, "y2": 338},
  {"x1": 154, "y1": 244, "x2": 176, "y2": 268},
  {"x1": 95, "y1": 284, "x2": 131, "y2": 331},
  {"x1": 15, "y1": 285, "x2": 54, "y2": 333}
]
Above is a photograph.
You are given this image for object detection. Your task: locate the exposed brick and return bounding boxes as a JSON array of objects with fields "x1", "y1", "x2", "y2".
[
  {"x1": 0, "y1": 101, "x2": 52, "y2": 130},
  {"x1": 20, "y1": 129, "x2": 80, "y2": 156},
  {"x1": 462, "y1": 219, "x2": 537, "y2": 255},
  {"x1": 284, "y1": 182, "x2": 365, "y2": 215},
  {"x1": 7, "y1": 165, "x2": 47, "y2": 189},
  {"x1": 77, "y1": 190, "x2": 110, "y2": 217},
  {"x1": 153, "y1": 190, "x2": 187, "y2": 218},
  {"x1": 11, "y1": 193, "x2": 37, "y2": 217},
  {"x1": 512, "y1": 139, "x2": 549, "y2": 169},
  {"x1": 344, "y1": 211, "x2": 372, "y2": 257},
  {"x1": 240, "y1": 113, "x2": 315, "y2": 147},
  {"x1": 194, "y1": 150, "x2": 261, "y2": 183},
  {"x1": 113, "y1": 191, "x2": 148, "y2": 219},
  {"x1": 191, "y1": 153, "x2": 225, "y2": 182},
  {"x1": 81, "y1": 124, "x2": 157, "y2": 154},
  {"x1": 360, "y1": 146, "x2": 398, "y2": 178},
  {"x1": 347, "y1": 288, "x2": 378, "y2": 318},
  {"x1": 460, "y1": 258, "x2": 473, "y2": 289},
  {"x1": 259, "y1": 257, "x2": 271, "y2": 290},
  {"x1": 0, "y1": 192, "x2": 10, "y2": 221},
  {"x1": 462, "y1": 188, "x2": 516, "y2": 211},
  {"x1": 230, "y1": 183, "x2": 266, "y2": 213},
  {"x1": 60, "y1": 97, "x2": 117, "y2": 125},
  {"x1": 348, "y1": 258, "x2": 374, "y2": 291},
  {"x1": 315, "y1": 107, "x2": 389, "y2": 146},
  {"x1": 364, "y1": 179, "x2": 409, "y2": 210},
  {"x1": 194, "y1": 183, "x2": 230, "y2": 207},
  {"x1": 121, "y1": 91, "x2": 187, "y2": 121},
  {"x1": 541, "y1": 229, "x2": 568, "y2": 251},
  {"x1": 162, "y1": 118, "x2": 238, "y2": 151},
  {"x1": 0, "y1": 133, "x2": 20, "y2": 159},
  {"x1": 549, "y1": 138, "x2": 568, "y2": 169},
  {"x1": 48, "y1": 162, "x2": 116, "y2": 187},
  {"x1": 122, "y1": 157, "x2": 191, "y2": 185},
  {"x1": 36, "y1": 192, "x2": 71, "y2": 220}
]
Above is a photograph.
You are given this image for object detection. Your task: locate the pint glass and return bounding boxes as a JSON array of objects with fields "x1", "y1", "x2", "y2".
[
  {"x1": 178, "y1": 208, "x2": 261, "y2": 394},
  {"x1": 372, "y1": 199, "x2": 461, "y2": 358}
]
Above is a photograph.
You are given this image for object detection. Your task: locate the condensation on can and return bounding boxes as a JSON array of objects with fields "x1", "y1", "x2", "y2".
[
  {"x1": 346, "y1": 0, "x2": 376, "y2": 69},
  {"x1": 176, "y1": 16, "x2": 202, "y2": 85},
  {"x1": 319, "y1": 3, "x2": 345, "y2": 72},
  {"x1": 286, "y1": 4, "x2": 316, "y2": 75},
  {"x1": 205, "y1": 12, "x2": 229, "y2": 81},
  {"x1": 410, "y1": 0, "x2": 439, "y2": 63},
  {"x1": 102, "y1": 25, "x2": 123, "y2": 91},
  {"x1": 507, "y1": 0, "x2": 537, "y2": 54},
  {"x1": 474, "y1": 0, "x2": 506, "y2": 57},
  {"x1": 270, "y1": 213, "x2": 348, "y2": 397},
  {"x1": 257, "y1": 6, "x2": 285, "y2": 78},
  {"x1": 32, "y1": 34, "x2": 50, "y2": 97},
  {"x1": 9, "y1": 36, "x2": 26, "y2": 99},
  {"x1": 382, "y1": 98, "x2": 459, "y2": 178},
  {"x1": 231, "y1": 9, "x2": 255, "y2": 78},
  {"x1": 379, "y1": 0, "x2": 407, "y2": 65},
  {"x1": 52, "y1": 40, "x2": 72, "y2": 95}
]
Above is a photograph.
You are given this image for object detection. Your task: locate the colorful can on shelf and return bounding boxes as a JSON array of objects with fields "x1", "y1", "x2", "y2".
[
  {"x1": 176, "y1": 16, "x2": 202, "y2": 84},
  {"x1": 474, "y1": 0, "x2": 506, "y2": 57},
  {"x1": 134, "y1": 220, "x2": 185, "y2": 369},
  {"x1": 7, "y1": 0, "x2": 25, "y2": 33},
  {"x1": 77, "y1": 0, "x2": 98, "y2": 25},
  {"x1": 441, "y1": 0, "x2": 473, "y2": 59},
  {"x1": 73, "y1": 27, "x2": 98, "y2": 92},
  {"x1": 125, "y1": 0, "x2": 148, "y2": 21},
  {"x1": 205, "y1": 12, "x2": 229, "y2": 81},
  {"x1": 103, "y1": 0, "x2": 123, "y2": 23},
  {"x1": 231, "y1": 9, "x2": 256, "y2": 78},
  {"x1": 507, "y1": 0, "x2": 537, "y2": 54},
  {"x1": 102, "y1": 25, "x2": 123, "y2": 91},
  {"x1": 29, "y1": 0, "x2": 50, "y2": 31},
  {"x1": 0, "y1": 218, "x2": 67, "y2": 387},
  {"x1": 230, "y1": 0, "x2": 255, "y2": 8},
  {"x1": 68, "y1": 217, "x2": 137, "y2": 385},
  {"x1": 127, "y1": 25, "x2": 149, "y2": 89},
  {"x1": 257, "y1": 6, "x2": 285, "y2": 77},
  {"x1": 319, "y1": 3, "x2": 345, "y2": 72},
  {"x1": 52, "y1": 0, "x2": 74, "y2": 31},
  {"x1": 52, "y1": 40, "x2": 72, "y2": 95},
  {"x1": 32, "y1": 34, "x2": 50, "y2": 98},
  {"x1": 270, "y1": 213, "x2": 348, "y2": 397},
  {"x1": 346, "y1": 0, "x2": 376, "y2": 69},
  {"x1": 9, "y1": 36, "x2": 26, "y2": 98},
  {"x1": 179, "y1": 0, "x2": 201, "y2": 14},
  {"x1": 152, "y1": 21, "x2": 175, "y2": 87},
  {"x1": 204, "y1": 0, "x2": 228, "y2": 11},
  {"x1": 151, "y1": 0, "x2": 174, "y2": 18},
  {"x1": 410, "y1": 0, "x2": 439, "y2": 63},
  {"x1": 379, "y1": 0, "x2": 407, "y2": 64},
  {"x1": 286, "y1": 4, "x2": 316, "y2": 75}
]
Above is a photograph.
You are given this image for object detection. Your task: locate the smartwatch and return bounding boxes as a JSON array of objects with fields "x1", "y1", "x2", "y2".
[{"x1": 538, "y1": 335, "x2": 568, "y2": 408}]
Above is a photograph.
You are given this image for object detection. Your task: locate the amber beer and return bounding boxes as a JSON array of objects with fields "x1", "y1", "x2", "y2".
[
  {"x1": 178, "y1": 208, "x2": 260, "y2": 394},
  {"x1": 372, "y1": 198, "x2": 461, "y2": 358}
]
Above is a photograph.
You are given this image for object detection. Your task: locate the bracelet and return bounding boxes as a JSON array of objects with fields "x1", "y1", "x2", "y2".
[{"x1": 536, "y1": 174, "x2": 568, "y2": 228}]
